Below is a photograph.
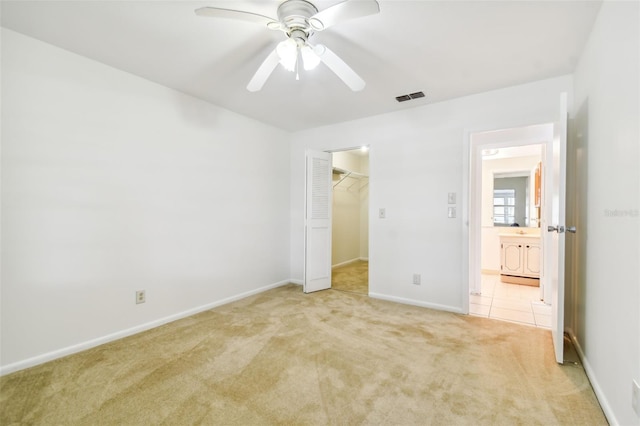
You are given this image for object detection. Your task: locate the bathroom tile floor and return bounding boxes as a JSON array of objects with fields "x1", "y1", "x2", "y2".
[{"x1": 469, "y1": 273, "x2": 551, "y2": 328}]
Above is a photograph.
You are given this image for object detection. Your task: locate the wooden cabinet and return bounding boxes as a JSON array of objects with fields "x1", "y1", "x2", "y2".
[
  {"x1": 534, "y1": 163, "x2": 541, "y2": 208},
  {"x1": 500, "y1": 235, "x2": 540, "y2": 286},
  {"x1": 523, "y1": 243, "x2": 540, "y2": 276},
  {"x1": 534, "y1": 162, "x2": 541, "y2": 227}
]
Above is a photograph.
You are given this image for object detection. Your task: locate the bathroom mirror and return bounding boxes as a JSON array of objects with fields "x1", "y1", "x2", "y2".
[{"x1": 493, "y1": 173, "x2": 531, "y2": 227}]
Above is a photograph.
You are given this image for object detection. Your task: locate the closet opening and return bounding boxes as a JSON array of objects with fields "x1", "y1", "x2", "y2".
[{"x1": 330, "y1": 148, "x2": 369, "y2": 295}]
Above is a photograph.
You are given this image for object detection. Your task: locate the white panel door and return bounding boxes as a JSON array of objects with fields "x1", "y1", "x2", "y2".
[
  {"x1": 304, "y1": 150, "x2": 332, "y2": 293},
  {"x1": 543, "y1": 93, "x2": 568, "y2": 364}
]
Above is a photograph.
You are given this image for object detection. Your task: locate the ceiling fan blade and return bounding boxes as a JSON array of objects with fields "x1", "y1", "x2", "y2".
[
  {"x1": 247, "y1": 48, "x2": 281, "y2": 92},
  {"x1": 195, "y1": 7, "x2": 280, "y2": 29},
  {"x1": 315, "y1": 44, "x2": 365, "y2": 91},
  {"x1": 309, "y1": 0, "x2": 380, "y2": 31}
]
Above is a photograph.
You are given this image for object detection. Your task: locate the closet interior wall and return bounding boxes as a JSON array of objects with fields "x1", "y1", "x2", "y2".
[{"x1": 331, "y1": 151, "x2": 369, "y2": 267}]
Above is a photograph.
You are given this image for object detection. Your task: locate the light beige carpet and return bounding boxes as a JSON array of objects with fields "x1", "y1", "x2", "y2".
[
  {"x1": 332, "y1": 260, "x2": 368, "y2": 295},
  {"x1": 0, "y1": 284, "x2": 606, "y2": 425}
]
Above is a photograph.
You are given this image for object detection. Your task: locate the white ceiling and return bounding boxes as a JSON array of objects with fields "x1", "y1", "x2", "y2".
[{"x1": 1, "y1": 0, "x2": 601, "y2": 132}]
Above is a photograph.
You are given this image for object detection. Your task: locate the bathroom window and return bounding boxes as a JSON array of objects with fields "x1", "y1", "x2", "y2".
[{"x1": 494, "y1": 189, "x2": 516, "y2": 225}]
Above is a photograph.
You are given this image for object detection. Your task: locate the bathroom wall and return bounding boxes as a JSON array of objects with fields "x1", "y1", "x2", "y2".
[{"x1": 481, "y1": 155, "x2": 541, "y2": 272}]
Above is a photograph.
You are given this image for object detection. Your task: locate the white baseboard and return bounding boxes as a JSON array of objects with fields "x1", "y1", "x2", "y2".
[
  {"x1": 0, "y1": 279, "x2": 295, "y2": 376},
  {"x1": 566, "y1": 328, "x2": 617, "y2": 425},
  {"x1": 369, "y1": 292, "x2": 464, "y2": 315},
  {"x1": 332, "y1": 258, "x2": 360, "y2": 268}
]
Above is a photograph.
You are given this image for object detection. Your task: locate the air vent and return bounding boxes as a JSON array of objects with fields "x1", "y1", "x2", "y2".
[{"x1": 395, "y1": 91, "x2": 426, "y2": 103}]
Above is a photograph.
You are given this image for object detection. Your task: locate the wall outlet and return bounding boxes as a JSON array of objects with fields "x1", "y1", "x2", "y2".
[
  {"x1": 136, "y1": 290, "x2": 146, "y2": 304},
  {"x1": 413, "y1": 274, "x2": 421, "y2": 285},
  {"x1": 633, "y1": 379, "x2": 640, "y2": 417}
]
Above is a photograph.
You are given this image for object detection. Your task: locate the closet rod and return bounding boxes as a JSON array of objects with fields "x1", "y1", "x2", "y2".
[
  {"x1": 333, "y1": 167, "x2": 367, "y2": 179},
  {"x1": 333, "y1": 167, "x2": 368, "y2": 188}
]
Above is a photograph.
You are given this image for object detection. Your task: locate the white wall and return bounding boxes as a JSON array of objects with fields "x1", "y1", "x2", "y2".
[
  {"x1": 570, "y1": 2, "x2": 640, "y2": 424},
  {"x1": 332, "y1": 151, "x2": 364, "y2": 266},
  {"x1": 290, "y1": 75, "x2": 572, "y2": 313},
  {"x1": 1, "y1": 29, "x2": 291, "y2": 372}
]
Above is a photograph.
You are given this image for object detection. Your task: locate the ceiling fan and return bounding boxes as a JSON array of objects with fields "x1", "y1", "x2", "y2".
[{"x1": 195, "y1": 0, "x2": 380, "y2": 92}]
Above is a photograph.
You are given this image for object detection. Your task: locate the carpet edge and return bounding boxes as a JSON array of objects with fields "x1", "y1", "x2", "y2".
[{"x1": 0, "y1": 279, "x2": 295, "y2": 376}]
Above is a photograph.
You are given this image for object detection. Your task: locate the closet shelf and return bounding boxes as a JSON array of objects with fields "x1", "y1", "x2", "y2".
[{"x1": 333, "y1": 167, "x2": 369, "y2": 189}]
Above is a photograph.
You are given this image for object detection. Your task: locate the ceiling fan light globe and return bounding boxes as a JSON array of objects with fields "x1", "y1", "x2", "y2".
[
  {"x1": 279, "y1": 57, "x2": 297, "y2": 72},
  {"x1": 301, "y1": 46, "x2": 321, "y2": 70},
  {"x1": 277, "y1": 39, "x2": 298, "y2": 72}
]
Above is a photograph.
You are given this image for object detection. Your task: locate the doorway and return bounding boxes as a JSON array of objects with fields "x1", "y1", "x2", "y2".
[
  {"x1": 470, "y1": 142, "x2": 550, "y2": 327},
  {"x1": 330, "y1": 148, "x2": 369, "y2": 295},
  {"x1": 468, "y1": 123, "x2": 554, "y2": 328}
]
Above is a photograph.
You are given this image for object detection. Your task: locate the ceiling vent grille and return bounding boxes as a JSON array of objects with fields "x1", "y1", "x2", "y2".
[{"x1": 395, "y1": 91, "x2": 425, "y2": 102}]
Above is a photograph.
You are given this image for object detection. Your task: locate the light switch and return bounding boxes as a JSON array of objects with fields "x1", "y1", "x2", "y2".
[
  {"x1": 448, "y1": 192, "x2": 456, "y2": 204},
  {"x1": 448, "y1": 207, "x2": 456, "y2": 218},
  {"x1": 379, "y1": 208, "x2": 386, "y2": 219}
]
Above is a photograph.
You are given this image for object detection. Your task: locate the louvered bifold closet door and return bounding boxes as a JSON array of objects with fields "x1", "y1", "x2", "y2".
[{"x1": 304, "y1": 150, "x2": 332, "y2": 293}]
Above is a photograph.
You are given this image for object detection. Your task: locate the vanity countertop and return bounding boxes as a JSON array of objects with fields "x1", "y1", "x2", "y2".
[{"x1": 499, "y1": 233, "x2": 541, "y2": 239}]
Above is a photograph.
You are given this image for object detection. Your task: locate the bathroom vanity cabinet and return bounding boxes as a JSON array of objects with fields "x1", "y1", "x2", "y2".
[{"x1": 499, "y1": 235, "x2": 540, "y2": 286}]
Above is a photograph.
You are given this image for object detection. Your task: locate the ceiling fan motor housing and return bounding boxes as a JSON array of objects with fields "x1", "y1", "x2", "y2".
[{"x1": 277, "y1": 0, "x2": 318, "y2": 39}]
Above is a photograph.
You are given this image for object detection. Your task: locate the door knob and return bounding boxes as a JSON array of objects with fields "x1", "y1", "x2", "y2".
[
  {"x1": 566, "y1": 226, "x2": 577, "y2": 233},
  {"x1": 547, "y1": 225, "x2": 565, "y2": 233}
]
